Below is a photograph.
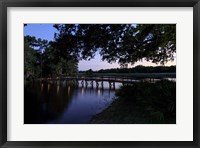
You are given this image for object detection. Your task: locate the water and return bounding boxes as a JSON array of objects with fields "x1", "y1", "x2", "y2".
[
  {"x1": 24, "y1": 81, "x2": 121, "y2": 124},
  {"x1": 24, "y1": 78, "x2": 175, "y2": 124}
]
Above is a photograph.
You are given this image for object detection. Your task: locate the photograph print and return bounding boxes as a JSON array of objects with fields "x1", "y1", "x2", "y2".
[{"x1": 24, "y1": 24, "x2": 176, "y2": 124}]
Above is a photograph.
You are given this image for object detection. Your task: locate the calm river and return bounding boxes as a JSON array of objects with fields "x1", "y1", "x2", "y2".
[{"x1": 24, "y1": 81, "x2": 121, "y2": 124}]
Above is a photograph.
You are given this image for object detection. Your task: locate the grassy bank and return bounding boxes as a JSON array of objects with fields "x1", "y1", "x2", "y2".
[{"x1": 90, "y1": 80, "x2": 176, "y2": 124}]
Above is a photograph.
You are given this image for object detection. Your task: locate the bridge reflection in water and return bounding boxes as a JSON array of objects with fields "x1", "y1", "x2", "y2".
[
  {"x1": 25, "y1": 80, "x2": 120, "y2": 124},
  {"x1": 25, "y1": 76, "x2": 175, "y2": 124}
]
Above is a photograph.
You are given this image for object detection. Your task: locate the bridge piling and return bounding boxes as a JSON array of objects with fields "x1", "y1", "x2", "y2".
[
  {"x1": 96, "y1": 81, "x2": 99, "y2": 88},
  {"x1": 113, "y1": 82, "x2": 115, "y2": 90},
  {"x1": 109, "y1": 81, "x2": 112, "y2": 89},
  {"x1": 101, "y1": 81, "x2": 104, "y2": 89},
  {"x1": 91, "y1": 81, "x2": 94, "y2": 88},
  {"x1": 85, "y1": 80, "x2": 88, "y2": 87},
  {"x1": 81, "y1": 80, "x2": 84, "y2": 87}
]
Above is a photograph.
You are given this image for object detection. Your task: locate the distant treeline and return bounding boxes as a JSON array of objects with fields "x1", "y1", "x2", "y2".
[{"x1": 79, "y1": 65, "x2": 176, "y2": 74}]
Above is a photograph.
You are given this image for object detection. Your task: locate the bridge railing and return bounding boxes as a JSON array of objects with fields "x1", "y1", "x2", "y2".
[{"x1": 40, "y1": 73, "x2": 176, "y2": 82}]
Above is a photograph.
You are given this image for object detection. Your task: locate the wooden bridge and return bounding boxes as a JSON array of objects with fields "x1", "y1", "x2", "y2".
[{"x1": 39, "y1": 76, "x2": 167, "y2": 89}]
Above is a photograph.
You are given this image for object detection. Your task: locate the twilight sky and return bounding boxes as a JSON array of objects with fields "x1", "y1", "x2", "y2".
[{"x1": 24, "y1": 24, "x2": 176, "y2": 71}]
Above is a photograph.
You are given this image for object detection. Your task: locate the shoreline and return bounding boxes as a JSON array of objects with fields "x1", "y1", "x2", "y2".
[{"x1": 90, "y1": 80, "x2": 176, "y2": 124}]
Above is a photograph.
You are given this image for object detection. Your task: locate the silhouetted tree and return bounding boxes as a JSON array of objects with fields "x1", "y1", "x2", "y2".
[{"x1": 53, "y1": 24, "x2": 176, "y2": 65}]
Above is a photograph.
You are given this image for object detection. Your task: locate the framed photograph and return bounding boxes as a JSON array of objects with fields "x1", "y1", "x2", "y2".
[{"x1": 0, "y1": 0, "x2": 199, "y2": 147}]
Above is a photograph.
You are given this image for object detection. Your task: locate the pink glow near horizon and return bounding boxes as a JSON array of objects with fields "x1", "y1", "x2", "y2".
[{"x1": 78, "y1": 52, "x2": 176, "y2": 71}]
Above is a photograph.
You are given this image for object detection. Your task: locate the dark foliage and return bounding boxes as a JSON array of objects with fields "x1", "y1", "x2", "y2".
[
  {"x1": 90, "y1": 65, "x2": 176, "y2": 73},
  {"x1": 24, "y1": 35, "x2": 78, "y2": 81},
  {"x1": 115, "y1": 80, "x2": 176, "y2": 123},
  {"x1": 91, "y1": 80, "x2": 176, "y2": 124},
  {"x1": 54, "y1": 24, "x2": 176, "y2": 65}
]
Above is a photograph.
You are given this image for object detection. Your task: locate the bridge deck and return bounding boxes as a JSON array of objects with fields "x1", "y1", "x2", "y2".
[{"x1": 40, "y1": 76, "x2": 162, "y2": 84}]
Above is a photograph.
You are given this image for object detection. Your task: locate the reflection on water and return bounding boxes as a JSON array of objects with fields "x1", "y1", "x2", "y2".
[
  {"x1": 24, "y1": 81, "x2": 121, "y2": 124},
  {"x1": 24, "y1": 78, "x2": 175, "y2": 124}
]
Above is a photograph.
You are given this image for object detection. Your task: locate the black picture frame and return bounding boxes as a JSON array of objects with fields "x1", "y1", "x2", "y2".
[{"x1": 0, "y1": 0, "x2": 199, "y2": 147}]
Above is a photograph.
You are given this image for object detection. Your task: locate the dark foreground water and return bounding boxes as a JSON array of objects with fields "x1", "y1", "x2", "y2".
[{"x1": 24, "y1": 81, "x2": 121, "y2": 124}]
